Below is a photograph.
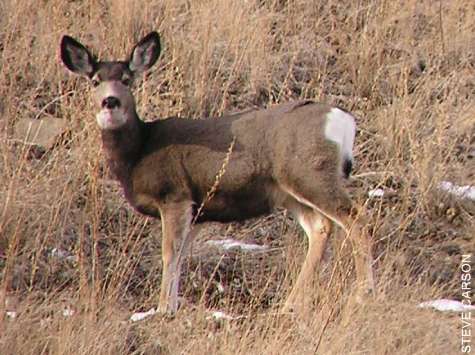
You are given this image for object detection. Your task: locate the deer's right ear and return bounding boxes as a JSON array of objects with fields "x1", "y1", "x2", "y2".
[{"x1": 60, "y1": 35, "x2": 96, "y2": 77}]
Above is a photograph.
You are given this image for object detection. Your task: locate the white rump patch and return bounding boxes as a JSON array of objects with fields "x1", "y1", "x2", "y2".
[{"x1": 324, "y1": 108, "x2": 356, "y2": 161}]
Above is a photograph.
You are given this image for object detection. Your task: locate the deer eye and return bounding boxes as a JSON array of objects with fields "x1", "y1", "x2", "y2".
[
  {"x1": 91, "y1": 79, "x2": 100, "y2": 87},
  {"x1": 121, "y1": 77, "x2": 132, "y2": 86}
]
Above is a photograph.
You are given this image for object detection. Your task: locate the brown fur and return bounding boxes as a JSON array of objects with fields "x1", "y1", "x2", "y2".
[
  {"x1": 60, "y1": 32, "x2": 375, "y2": 315},
  {"x1": 125, "y1": 100, "x2": 336, "y2": 222}
]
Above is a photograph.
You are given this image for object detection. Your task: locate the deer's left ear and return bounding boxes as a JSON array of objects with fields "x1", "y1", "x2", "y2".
[
  {"x1": 60, "y1": 35, "x2": 96, "y2": 77},
  {"x1": 128, "y1": 32, "x2": 161, "y2": 74}
]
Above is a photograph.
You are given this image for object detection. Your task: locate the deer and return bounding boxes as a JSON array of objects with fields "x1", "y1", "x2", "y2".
[{"x1": 59, "y1": 31, "x2": 375, "y2": 315}]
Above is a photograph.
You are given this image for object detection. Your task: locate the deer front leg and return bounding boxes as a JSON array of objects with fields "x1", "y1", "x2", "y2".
[{"x1": 158, "y1": 201, "x2": 194, "y2": 315}]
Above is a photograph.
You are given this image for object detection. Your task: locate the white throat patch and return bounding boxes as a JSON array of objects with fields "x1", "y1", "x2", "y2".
[{"x1": 96, "y1": 108, "x2": 127, "y2": 130}]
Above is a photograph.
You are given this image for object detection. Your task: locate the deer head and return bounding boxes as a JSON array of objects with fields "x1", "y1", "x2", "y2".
[{"x1": 60, "y1": 32, "x2": 161, "y2": 130}]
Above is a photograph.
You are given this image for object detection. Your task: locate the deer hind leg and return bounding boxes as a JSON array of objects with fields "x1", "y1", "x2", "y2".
[
  {"x1": 281, "y1": 183, "x2": 375, "y2": 304},
  {"x1": 283, "y1": 204, "x2": 333, "y2": 313},
  {"x1": 327, "y1": 201, "x2": 375, "y2": 299},
  {"x1": 158, "y1": 201, "x2": 194, "y2": 315}
]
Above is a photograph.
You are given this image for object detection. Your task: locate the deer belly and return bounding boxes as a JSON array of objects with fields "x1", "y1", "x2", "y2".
[{"x1": 197, "y1": 188, "x2": 272, "y2": 223}]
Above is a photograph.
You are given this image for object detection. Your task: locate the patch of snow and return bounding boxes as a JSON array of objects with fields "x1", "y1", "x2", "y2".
[
  {"x1": 50, "y1": 248, "x2": 68, "y2": 258},
  {"x1": 368, "y1": 188, "x2": 385, "y2": 198},
  {"x1": 207, "y1": 311, "x2": 241, "y2": 321},
  {"x1": 130, "y1": 308, "x2": 157, "y2": 322},
  {"x1": 206, "y1": 239, "x2": 268, "y2": 252},
  {"x1": 418, "y1": 299, "x2": 475, "y2": 312},
  {"x1": 216, "y1": 282, "x2": 225, "y2": 293},
  {"x1": 50, "y1": 248, "x2": 77, "y2": 262},
  {"x1": 62, "y1": 308, "x2": 74, "y2": 317},
  {"x1": 438, "y1": 181, "x2": 475, "y2": 201},
  {"x1": 6, "y1": 311, "x2": 17, "y2": 319}
]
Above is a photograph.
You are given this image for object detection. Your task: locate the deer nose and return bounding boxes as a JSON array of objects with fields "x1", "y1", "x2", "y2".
[{"x1": 102, "y1": 96, "x2": 121, "y2": 109}]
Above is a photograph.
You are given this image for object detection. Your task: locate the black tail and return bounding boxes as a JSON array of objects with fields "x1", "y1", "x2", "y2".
[{"x1": 342, "y1": 158, "x2": 353, "y2": 179}]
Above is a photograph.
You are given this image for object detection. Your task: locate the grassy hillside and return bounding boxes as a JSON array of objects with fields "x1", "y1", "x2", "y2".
[{"x1": 0, "y1": 0, "x2": 473, "y2": 353}]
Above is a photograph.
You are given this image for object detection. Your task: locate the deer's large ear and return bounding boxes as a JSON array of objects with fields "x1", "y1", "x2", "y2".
[
  {"x1": 60, "y1": 35, "x2": 96, "y2": 77},
  {"x1": 128, "y1": 32, "x2": 161, "y2": 74}
]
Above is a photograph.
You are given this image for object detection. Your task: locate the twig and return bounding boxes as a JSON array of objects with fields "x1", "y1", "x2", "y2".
[
  {"x1": 192, "y1": 136, "x2": 236, "y2": 225},
  {"x1": 438, "y1": 1, "x2": 445, "y2": 54},
  {"x1": 351, "y1": 171, "x2": 393, "y2": 179},
  {"x1": 34, "y1": 90, "x2": 76, "y2": 120}
]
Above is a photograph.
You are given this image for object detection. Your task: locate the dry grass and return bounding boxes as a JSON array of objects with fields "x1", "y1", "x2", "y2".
[{"x1": 0, "y1": 0, "x2": 474, "y2": 354}]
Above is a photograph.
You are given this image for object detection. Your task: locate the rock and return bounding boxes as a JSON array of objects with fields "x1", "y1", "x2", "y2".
[{"x1": 13, "y1": 117, "x2": 66, "y2": 150}]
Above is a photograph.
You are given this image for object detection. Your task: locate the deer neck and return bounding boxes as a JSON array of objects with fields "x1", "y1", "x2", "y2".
[{"x1": 100, "y1": 110, "x2": 145, "y2": 185}]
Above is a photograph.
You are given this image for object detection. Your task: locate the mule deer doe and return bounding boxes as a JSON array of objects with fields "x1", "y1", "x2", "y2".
[{"x1": 60, "y1": 31, "x2": 374, "y2": 315}]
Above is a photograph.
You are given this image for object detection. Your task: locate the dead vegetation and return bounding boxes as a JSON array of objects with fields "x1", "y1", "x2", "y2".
[{"x1": 0, "y1": 0, "x2": 473, "y2": 354}]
